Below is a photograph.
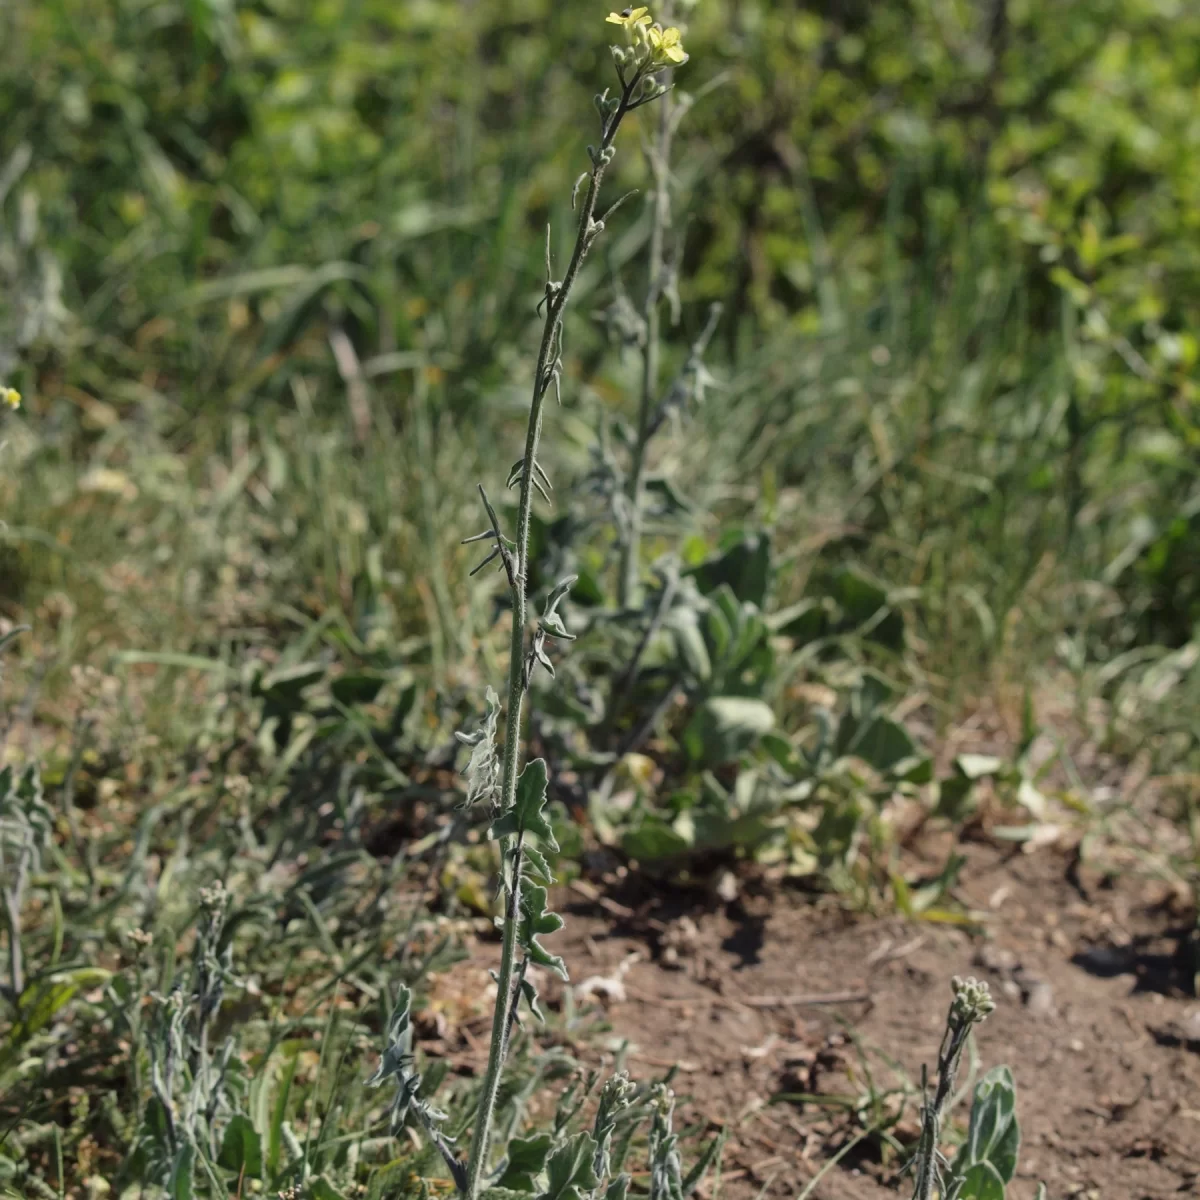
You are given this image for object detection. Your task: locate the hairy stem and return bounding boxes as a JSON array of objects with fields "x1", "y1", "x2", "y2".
[
  {"x1": 2, "y1": 849, "x2": 29, "y2": 998},
  {"x1": 464, "y1": 86, "x2": 634, "y2": 1200},
  {"x1": 912, "y1": 1022, "x2": 967, "y2": 1200}
]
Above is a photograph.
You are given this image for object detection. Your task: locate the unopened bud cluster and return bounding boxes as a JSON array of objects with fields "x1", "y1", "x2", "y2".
[
  {"x1": 950, "y1": 975, "x2": 996, "y2": 1025},
  {"x1": 199, "y1": 879, "x2": 229, "y2": 913}
]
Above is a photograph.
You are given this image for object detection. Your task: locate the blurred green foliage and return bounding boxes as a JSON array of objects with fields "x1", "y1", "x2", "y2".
[
  {"x1": 4, "y1": 0, "x2": 1197, "y2": 391},
  {"x1": 1, "y1": 0, "x2": 1198, "y2": 729}
]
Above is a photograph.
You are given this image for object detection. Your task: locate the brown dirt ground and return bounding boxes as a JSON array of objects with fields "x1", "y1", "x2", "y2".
[
  {"x1": 548, "y1": 844, "x2": 1200, "y2": 1200},
  {"x1": 428, "y1": 837, "x2": 1200, "y2": 1200}
]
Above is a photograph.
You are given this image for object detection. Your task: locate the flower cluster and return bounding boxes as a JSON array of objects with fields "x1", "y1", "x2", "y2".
[
  {"x1": 607, "y1": 7, "x2": 688, "y2": 79},
  {"x1": 1, "y1": 386, "x2": 19, "y2": 410},
  {"x1": 950, "y1": 975, "x2": 996, "y2": 1025}
]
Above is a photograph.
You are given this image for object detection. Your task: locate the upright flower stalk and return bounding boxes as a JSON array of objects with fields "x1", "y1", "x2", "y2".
[
  {"x1": 368, "y1": 18, "x2": 694, "y2": 1197},
  {"x1": 457, "y1": 14, "x2": 690, "y2": 1200},
  {"x1": 617, "y1": 7, "x2": 680, "y2": 611}
]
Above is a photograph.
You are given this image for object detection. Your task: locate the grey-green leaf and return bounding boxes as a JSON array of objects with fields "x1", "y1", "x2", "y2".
[
  {"x1": 683, "y1": 697, "x2": 775, "y2": 765},
  {"x1": 497, "y1": 1133, "x2": 555, "y2": 1192},
  {"x1": 955, "y1": 1161, "x2": 1006, "y2": 1200},
  {"x1": 518, "y1": 884, "x2": 567, "y2": 979},
  {"x1": 488, "y1": 759, "x2": 559, "y2": 851},
  {"x1": 540, "y1": 1133, "x2": 600, "y2": 1200},
  {"x1": 954, "y1": 1066, "x2": 1020, "y2": 1184}
]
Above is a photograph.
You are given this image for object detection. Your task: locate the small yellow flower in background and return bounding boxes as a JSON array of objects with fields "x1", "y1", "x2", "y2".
[{"x1": 1, "y1": 386, "x2": 19, "y2": 410}]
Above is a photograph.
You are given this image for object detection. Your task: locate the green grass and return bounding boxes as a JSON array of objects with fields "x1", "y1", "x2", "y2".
[{"x1": 1, "y1": 0, "x2": 1199, "y2": 1195}]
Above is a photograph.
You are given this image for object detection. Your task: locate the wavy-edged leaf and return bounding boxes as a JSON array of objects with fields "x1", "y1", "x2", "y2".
[
  {"x1": 489, "y1": 759, "x2": 558, "y2": 851},
  {"x1": 496, "y1": 1132, "x2": 554, "y2": 1192},
  {"x1": 518, "y1": 884, "x2": 567, "y2": 980},
  {"x1": 539, "y1": 1132, "x2": 599, "y2": 1200}
]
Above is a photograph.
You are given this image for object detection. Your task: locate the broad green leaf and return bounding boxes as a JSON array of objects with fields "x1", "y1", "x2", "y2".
[
  {"x1": 331, "y1": 672, "x2": 387, "y2": 706},
  {"x1": 854, "y1": 670, "x2": 897, "y2": 717},
  {"x1": 955, "y1": 1160, "x2": 1006, "y2": 1200},
  {"x1": 954, "y1": 1066, "x2": 1019, "y2": 1184},
  {"x1": 935, "y1": 773, "x2": 976, "y2": 819},
  {"x1": 621, "y1": 817, "x2": 693, "y2": 863},
  {"x1": 704, "y1": 600, "x2": 733, "y2": 665},
  {"x1": 898, "y1": 755, "x2": 934, "y2": 784},
  {"x1": 967, "y1": 1066, "x2": 1016, "y2": 1161},
  {"x1": 218, "y1": 1114, "x2": 263, "y2": 1179},
  {"x1": 686, "y1": 532, "x2": 771, "y2": 608},
  {"x1": 683, "y1": 697, "x2": 775, "y2": 765},
  {"x1": 772, "y1": 599, "x2": 829, "y2": 645},
  {"x1": 908, "y1": 853, "x2": 966, "y2": 914},
  {"x1": 846, "y1": 716, "x2": 916, "y2": 773},
  {"x1": 830, "y1": 567, "x2": 904, "y2": 648}
]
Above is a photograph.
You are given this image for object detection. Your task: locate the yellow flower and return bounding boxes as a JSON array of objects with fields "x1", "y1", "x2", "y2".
[
  {"x1": 606, "y1": 7, "x2": 650, "y2": 29},
  {"x1": 647, "y1": 23, "x2": 688, "y2": 64},
  {"x1": 1, "y1": 386, "x2": 19, "y2": 410}
]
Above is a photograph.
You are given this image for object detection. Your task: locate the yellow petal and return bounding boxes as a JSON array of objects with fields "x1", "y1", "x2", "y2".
[
  {"x1": 606, "y1": 6, "x2": 650, "y2": 25},
  {"x1": 663, "y1": 43, "x2": 688, "y2": 62}
]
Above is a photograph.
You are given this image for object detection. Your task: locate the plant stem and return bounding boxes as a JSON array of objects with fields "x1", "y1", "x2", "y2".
[
  {"x1": 619, "y1": 86, "x2": 673, "y2": 611},
  {"x1": 464, "y1": 87, "x2": 633, "y2": 1200},
  {"x1": 912, "y1": 1024, "x2": 967, "y2": 1200},
  {"x1": 2, "y1": 848, "x2": 29, "y2": 999}
]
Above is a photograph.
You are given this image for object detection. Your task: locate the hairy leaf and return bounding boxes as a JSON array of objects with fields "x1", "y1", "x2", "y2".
[
  {"x1": 540, "y1": 1133, "x2": 600, "y2": 1200},
  {"x1": 489, "y1": 758, "x2": 559, "y2": 851},
  {"x1": 517, "y1": 884, "x2": 567, "y2": 980}
]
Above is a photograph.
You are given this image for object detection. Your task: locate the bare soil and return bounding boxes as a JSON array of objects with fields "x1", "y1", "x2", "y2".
[
  {"x1": 539, "y1": 843, "x2": 1200, "y2": 1200},
  {"x1": 423, "y1": 829, "x2": 1199, "y2": 1200}
]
